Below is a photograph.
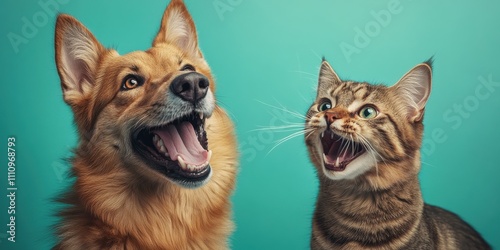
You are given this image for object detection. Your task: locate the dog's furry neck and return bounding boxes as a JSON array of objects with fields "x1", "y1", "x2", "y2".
[{"x1": 54, "y1": 110, "x2": 238, "y2": 250}]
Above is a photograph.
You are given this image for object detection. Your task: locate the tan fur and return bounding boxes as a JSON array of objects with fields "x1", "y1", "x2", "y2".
[{"x1": 53, "y1": 1, "x2": 237, "y2": 249}]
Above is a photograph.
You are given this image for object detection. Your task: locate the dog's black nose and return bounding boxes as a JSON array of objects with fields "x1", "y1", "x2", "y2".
[{"x1": 170, "y1": 72, "x2": 209, "y2": 103}]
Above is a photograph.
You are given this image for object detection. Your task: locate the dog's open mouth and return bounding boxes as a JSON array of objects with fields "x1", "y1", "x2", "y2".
[
  {"x1": 133, "y1": 112, "x2": 211, "y2": 186},
  {"x1": 321, "y1": 130, "x2": 365, "y2": 171}
]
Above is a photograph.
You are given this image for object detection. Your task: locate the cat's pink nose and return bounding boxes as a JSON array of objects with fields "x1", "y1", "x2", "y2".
[{"x1": 324, "y1": 110, "x2": 347, "y2": 125}]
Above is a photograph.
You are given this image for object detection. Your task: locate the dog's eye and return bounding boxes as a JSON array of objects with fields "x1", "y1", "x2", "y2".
[
  {"x1": 181, "y1": 64, "x2": 195, "y2": 71},
  {"x1": 121, "y1": 75, "x2": 144, "y2": 91}
]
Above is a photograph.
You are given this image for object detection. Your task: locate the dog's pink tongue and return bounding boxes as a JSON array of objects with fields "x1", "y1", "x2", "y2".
[{"x1": 154, "y1": 122, "x2": 208, "y2": 165}]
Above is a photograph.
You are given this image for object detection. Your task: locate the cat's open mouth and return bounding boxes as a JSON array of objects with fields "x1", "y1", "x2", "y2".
[
  {"x1": 320, "y1": 130, "x2": 365, "y2": 171},
  {"x1": 133, "y1": 112, "x2": 212, "y2": 186}
]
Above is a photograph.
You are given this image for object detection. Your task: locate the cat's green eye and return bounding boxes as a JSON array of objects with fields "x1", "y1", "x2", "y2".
[
  {"x1": 359, "y1": 106, "x2": 378, "y2": 119},
  {"x1": 318, "y1": 100, "x2": 332, "y2": 111}
]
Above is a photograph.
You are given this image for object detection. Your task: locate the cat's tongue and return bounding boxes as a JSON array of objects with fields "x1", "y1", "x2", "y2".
[
  {"x1": 326, "y1": 145, "x2": 352, "y2": 165},
  {"x1": 154, "y1": 122, "x2": 208, "y2": 166},
  {"x1": 324, "y1": 138, "x2": 356, "y2": 167}
]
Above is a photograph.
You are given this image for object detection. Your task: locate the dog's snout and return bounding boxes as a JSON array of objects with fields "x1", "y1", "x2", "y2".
[{"x1": 170, "y1": 72, "x2": 209, "y2": 103}]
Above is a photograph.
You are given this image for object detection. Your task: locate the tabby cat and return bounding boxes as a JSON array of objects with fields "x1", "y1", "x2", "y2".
[{"x1": 305, "y1": 59, "x2": 491, "y2": 250}]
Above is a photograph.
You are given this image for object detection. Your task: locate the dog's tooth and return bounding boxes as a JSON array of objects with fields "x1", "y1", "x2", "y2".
[
  {"x1": 178, "y1": 156, "x2": 187, "y2": 170},
  {"x1": 321, "y1": 132, "x2": 324, "y2": 138},
  {"x1": 160, "y1": 145, "x2": 166, "y2": 154},
  {"x1": 331, "y1": 132, "x2": 334, "y2": 139},
  {"x1": 199, "y1": 113, "x2": 204, "y2": 120},
  {"x1": 155, "y1": 136, "x2": 167, "y2": 153},
  {"x1": 154, "y1": 139, "x2": 161, "y2": 151}
]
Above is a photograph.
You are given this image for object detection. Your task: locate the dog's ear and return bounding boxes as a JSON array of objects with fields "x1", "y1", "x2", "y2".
[
  {"x1": 153, "y1": 0, "x2": 200, "y2": 56},
  {"x1": 55, "y1": 14, "x2": 104, "y2": 106}
]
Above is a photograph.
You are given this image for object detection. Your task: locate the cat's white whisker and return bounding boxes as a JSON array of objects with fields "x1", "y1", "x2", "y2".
[
  {"x1": 357, "y1": 133, "x2": 387, "y2": 163},
  {"x1": 297, "y1": 91, "x2": 313, "y2": 104},
  {"x1": 310, "y1": 49, "x2": 323, "y2": 61},
  {"x1": 358, "y1": 132, "x2": 391, "y2": 190},
  {"x1": 350, "y1": 135, "x2": 355, "y2": 156},
  {"x1": 305, "y1": 129, "x2": 316, "y2": 140},
  {"x1": 267, "y1": 129, "x2": 313, "y2": 155},
  {"x1": 398, "y1": 150, "x2": 435, "y2": 168},
  {"x1": 256, "y1": 100, "x2": 307, "y2": 120},
  {"x1": 355, "y1": 133, "x2": 382, "y2": 189},
  {"x1": 342, "y1": 138, "x2": 350, "y2": 156},
  {"x1": 291, "y1": 70, "x2": 318, "y2": 78},
  {"x1": 250, "y1": 124, "x2": 305, "y2": 132}
]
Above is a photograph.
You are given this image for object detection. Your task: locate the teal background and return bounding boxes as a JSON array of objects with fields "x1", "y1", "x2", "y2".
[{"x1": 1, "y1": 0, "x2": 499, "y2": 249}]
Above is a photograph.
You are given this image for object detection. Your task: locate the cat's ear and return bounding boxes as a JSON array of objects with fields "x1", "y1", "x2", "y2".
[
  {"x1": 317, "y1": 59, "x2": 341, "y2": 97},
  {"x1": 153, "y1": 0, "x2": 200, "y2": 57},
  {"x1": 392, "y1": 62, "x2": 432, "y2": 122},
  {"x1": 55, "y1": 14, "x2": 105, "y2": 106}
]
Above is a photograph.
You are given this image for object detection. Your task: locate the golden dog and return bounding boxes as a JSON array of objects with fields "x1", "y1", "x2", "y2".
[{"x1": 53, "y1": 0, "x2": 238, "y2": 249}]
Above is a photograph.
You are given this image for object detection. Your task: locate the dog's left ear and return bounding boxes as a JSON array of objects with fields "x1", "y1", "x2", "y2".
[
  {"x1": 55, "y1": 14, "x2": 105, "y2": 105},
  {"x1": 153, "y1": 0, "x2": 200, "y2": 56}
]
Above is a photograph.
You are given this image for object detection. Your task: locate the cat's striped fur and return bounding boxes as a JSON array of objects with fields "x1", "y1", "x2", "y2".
[{"x1": 305, "y1": 59, "x2": 490, "y2": 250}]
